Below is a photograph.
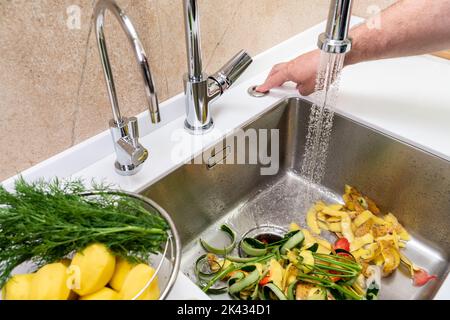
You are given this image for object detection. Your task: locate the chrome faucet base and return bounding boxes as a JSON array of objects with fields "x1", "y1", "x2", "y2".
[
  {"x1": 114, "y1": 161, "x2": 144, "y2": 176},
  {"x1": 184, "y1": 119, "x2": 214, "y2": 135},
  {"x1": 318, "y1": 33, "x2": 352, "y2": 54},
  {"x1": 109, "y1": 117, "x2": 149, "y2": 176},
  {"x1": 318, "y1": 0, "x2": 353, "y2": 54},
  {"x1": 183, "y1": 73, "x2": 219, "y2": 134}
]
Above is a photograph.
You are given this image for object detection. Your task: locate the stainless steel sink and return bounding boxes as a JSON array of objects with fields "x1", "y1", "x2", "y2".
[{"x1": 140, "y1": 97, "x2": 450, "y2": 300}]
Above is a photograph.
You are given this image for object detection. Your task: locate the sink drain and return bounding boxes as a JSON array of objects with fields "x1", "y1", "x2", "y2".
[{"x1": 239, "y1": 225, "x2": 287, "y2": 257}]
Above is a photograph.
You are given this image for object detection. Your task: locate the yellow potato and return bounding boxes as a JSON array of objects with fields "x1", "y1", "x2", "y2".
[
  {"x1": 109, "y1": 257, "x2": 134, "y2": 291},
  {"x1": 70, "y1": 243, "x2": 116, "y2": 296},
  {"x1": 30, "y1": 263, "x2": 71, "y2": 300},
  {"x1": 119, "y1": 264, "x2": 160, "y2": 300},
  {"x1": 139, "y1": 285, "x2": 160, "y2": 300},
  {"x1": 3, "y1": 274, "x2": 34, "y2": 300},
  {"x1": 80, "y1": 287, "x2": 119, "y2": 300}
]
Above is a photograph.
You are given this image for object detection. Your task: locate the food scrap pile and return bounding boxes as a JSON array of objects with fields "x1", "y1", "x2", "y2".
[
  {"x1": 306, "y1": 185, "x2": 436, "y2": 285},
  {"x1": 195, "y1": 185, "x2": 437, "y2": 300}
]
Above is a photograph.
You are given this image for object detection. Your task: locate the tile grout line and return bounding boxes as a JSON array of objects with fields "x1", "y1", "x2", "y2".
[
  {"x1": 70, "y1": 0, "x2": 96, "y2": 147},
  {"x1": 204, "y1": 1, "x2": 242, "y2": 72},
  {"x1": 154, "y1": 0, "x2": 169, "y2": 98}
]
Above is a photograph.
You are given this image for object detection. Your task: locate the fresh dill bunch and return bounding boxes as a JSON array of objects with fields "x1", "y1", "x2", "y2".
[{"x1": 0, "y1": 177, "x2": 169, "y2": 287}]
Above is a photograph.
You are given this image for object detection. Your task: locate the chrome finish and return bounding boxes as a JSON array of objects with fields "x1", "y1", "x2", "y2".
[
  {"x1": 183, "y1": 73, "x2": 217, "y2": 134},
  {"x1": 248, "y1": 85, "x2": 269, "y2": 98},
  {"x1": 142, "y1": 97, "x2": 450, "y2": 300},
  {"x1": 94, "y1": 0, "x2": 161, "y2": 175},
  {"x1": 183, "y1": 0, "x2": 203, "y2": 81},
  {"x1": 183, "y1": 0, "x2": 253, "y2": 134},
  {"x1": 109, "y1": 118, "x2": 148, "y2": 175},
  {"x1": 210, "y1": 50, "x2": 253, "y2": 92},
  {"x1": 318, "y1": 0, "x2": 353, "y2": 54}
]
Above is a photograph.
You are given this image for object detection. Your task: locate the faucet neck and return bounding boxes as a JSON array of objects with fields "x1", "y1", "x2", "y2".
[
  {"x1": 325, "y1": 0, "x2": 353, "y2": 42},
  {"x1": 183, "y1": 0, "x2": 204, "y2": 81},
  {"x1": 318, "y1": 0, "x2": 353, "y2": 54},
  {"x1": 94, "y1": 0, "x2": 160, "y2": 124}
]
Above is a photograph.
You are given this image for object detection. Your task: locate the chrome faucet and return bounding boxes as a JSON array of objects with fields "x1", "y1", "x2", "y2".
[
  {"x1": 94, "y1": 0, "x2": 160, "y2": 175},
  {"x1": 318, "y1": 0, "x2": 353, "y2": 54},
  {"x1": 183, "y1": 0, "x2": 253, "y2": 134}
]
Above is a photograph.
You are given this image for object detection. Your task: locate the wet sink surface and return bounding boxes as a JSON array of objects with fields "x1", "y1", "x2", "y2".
[{"x1": 141, "y1": 97, "x2": 450, "y2": 300}]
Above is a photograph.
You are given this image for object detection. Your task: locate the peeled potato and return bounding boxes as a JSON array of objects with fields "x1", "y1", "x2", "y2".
[
  {"x1": 30, "y1": 263, "x2": 71, "y2": 300},
  {"x1": 70, "y1": 243, "x2": 116, "y2": 296},
  {"x1": 139, "y1": 286, "x2": 160, "y2": 300},
  {"x1": 119, "y1": 264, "x2": 160, "y2": 300},
  {"x1": 109, "y1": 258, "x2": 134, "y2": 291},
  {"x1": 3, "y1": 274, "x2": 34, "y2": 300},
  {"x1": 80, "y1": 287, "x2": 119, "y2": 300}
]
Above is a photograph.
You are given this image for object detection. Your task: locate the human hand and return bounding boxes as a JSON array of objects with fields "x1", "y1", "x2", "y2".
[{"x1": 256, "y1": 49, "x2": 321, "y2": 96}]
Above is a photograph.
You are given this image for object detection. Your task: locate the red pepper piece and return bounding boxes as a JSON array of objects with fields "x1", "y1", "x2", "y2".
[
  {"x1": 259, "y1": 271, "x2": 271, "y2": 286},
  {"x1": 334, "y1": 238, "x2": 350, "y2": 252},
  {"x1": 413, "y1": 269, "x2": 437, "y2": 286}
]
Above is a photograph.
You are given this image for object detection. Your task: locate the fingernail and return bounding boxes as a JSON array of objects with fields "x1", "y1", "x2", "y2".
[{"x1": 255, "y1": 86, "x2": 268, "y2": 93}]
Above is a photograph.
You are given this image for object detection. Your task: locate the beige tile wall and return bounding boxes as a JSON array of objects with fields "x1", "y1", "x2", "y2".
[{"x1": 0, "y1": 0, "x2": 395, "y2": 181}]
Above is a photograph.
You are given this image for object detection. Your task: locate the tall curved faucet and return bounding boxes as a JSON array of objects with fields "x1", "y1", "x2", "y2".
[
  {"x1": 94, "y1": 0, "x2": 160, "y2": 175},
  {"x1": 183, "y1": 0, "x2": 253, "y2": 134}
]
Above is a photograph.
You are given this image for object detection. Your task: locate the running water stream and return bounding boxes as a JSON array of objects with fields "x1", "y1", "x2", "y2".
[
  {"x1": 300, "y1": 51, "x2": 346, "y2": 203},
  {"x1": 246, "y1": 52, "x2": 348, "y2": 228}
]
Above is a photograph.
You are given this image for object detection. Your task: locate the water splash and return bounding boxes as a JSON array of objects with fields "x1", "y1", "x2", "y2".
[{"x1": 300, "y1": 52, "x2": 346, "y2": 203}]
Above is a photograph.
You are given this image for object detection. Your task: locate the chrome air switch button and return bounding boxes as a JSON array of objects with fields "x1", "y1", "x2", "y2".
[{"x1": 248, "y1": 85, "x2": 269, "y2": 97}]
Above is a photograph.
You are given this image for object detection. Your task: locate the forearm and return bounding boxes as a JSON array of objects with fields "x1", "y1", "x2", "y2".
[{"x1": 345, "y1": 0, "x2": 450, "y2": 66}]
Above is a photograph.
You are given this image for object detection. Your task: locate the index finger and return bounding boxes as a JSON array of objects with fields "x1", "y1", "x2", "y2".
[{"x1": 256, "y1": 68, "x2": 290, "y2": 93}]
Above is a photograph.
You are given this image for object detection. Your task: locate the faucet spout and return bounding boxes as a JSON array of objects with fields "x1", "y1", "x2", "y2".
[
  {"x1": 94, "y1": 0, "x2": 160, "y2": 175},
  {"x1": 318, "y1": 0, "x2": 353, "y2": 54},
  {"x1": 94, "y1": 0, "x2": 161, "y2": 124}
]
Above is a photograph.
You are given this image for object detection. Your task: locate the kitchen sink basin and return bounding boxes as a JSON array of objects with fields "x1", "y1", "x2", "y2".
[{"x1": 140, "y1": 97, "x2": 450, "y2": 300}]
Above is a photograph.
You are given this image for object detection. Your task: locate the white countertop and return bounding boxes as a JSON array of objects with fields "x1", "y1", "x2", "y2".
[{"x1": 2, "y1": 17, "x2": 449, "y2": 300}]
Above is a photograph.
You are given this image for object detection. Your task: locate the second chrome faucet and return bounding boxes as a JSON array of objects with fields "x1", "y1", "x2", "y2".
[
  {"x1": 94, "y1": 0, "x2": 252, "y2": 176},
  {"x1": 183, "y1": 0, "x2": 253, "y2": 134},
  {"x1": 94, "y1": 0, "x2": 161, "y2": 176}
]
